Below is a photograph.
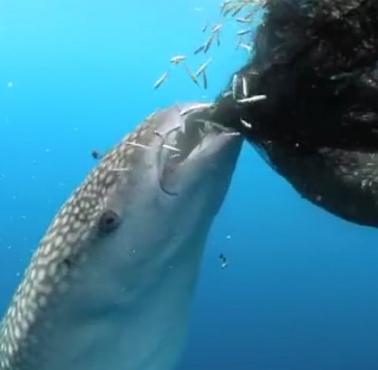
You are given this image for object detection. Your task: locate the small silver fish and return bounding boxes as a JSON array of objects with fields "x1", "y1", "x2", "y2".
[
  {"x1": 202, "y1": 71, "x2": 208, "y2": 90},
  {"x1": 195, "y1": 58, "x2": 212, "y2": 77},
  {"x1": 170, "y1": 55, "x2": 186, "y2": 65},
  {"x1": 203, "y1": 34, "x2": 215, "y2": 53},
  {"x1": 220, "y1": 0, "x2": 232, "y2": 12},
  {"x1": 125, "y1": 141, "x2": 150, "y2": 149},
  {"x1": 211, "y1": 23, "x2": 223, "y2": 33},
  {"x1": 239, "y1": 43, "x2": 252, "y2": 53},
  {"x1": 162, "y1": 144, "x2": 181, "y2": 153},
  {"x1": 236, "y1": 16, "x2": 252, "y2": 23},
  {"x1": 224, "y1": 132, "x2": 241, "y2": 137},
  {"x1": 240, "y1": 118, "x2": 252, "y2": 129},
  {"x1": 232, "y1": 74, "x2": 239, "y2": 99},
  {"x1": 194, "y1": 118, "x2": 234, "y2": 133},
  {"x1": 111, "y1": 168, "x2": 130, "y2": 172},
  {"x1": 183, "y1": 64, "x2": 199, "y2": 86},
  {"x1": 153, "y1": 72, "x2": 169, "y2": 89},
  {"x1": 237, "y1": 94, "x2": 267, "y2": 104},
  {"x1": 179, "y1": 103, "x2": 213, "y2": 116},
  {"x1": 194, "y1": 45, "x2": 205, "y2": 54},
  {"x1": 222, "y1": 91, "x2": 233, "y2": 98},
  {"x1": 220, "y1": 1, "x2": 231, "y2": 15},
  {"x1": 237, "y1": 29, "x2": 252, "y2": 36},
  {"x1": 244, "y1": 10, "x2": 255, "y2": 19},
  {"x1": 231, "y1": 3, "x2": 244, "y2": 17},
  {"x1": 242, "y1": 76, "x2": 248, "y2": 97},
  {"x1": 215, "y1": 32, "x2": 221, "y2": 46}
]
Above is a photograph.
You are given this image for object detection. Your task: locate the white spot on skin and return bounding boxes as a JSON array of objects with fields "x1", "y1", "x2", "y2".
[
  {"x1": 35, "y1": 282, "x2": 52, "y2": 295},
  {"x1": 60, "y1": 207, "x2": 68, "y2": 217},
  {"x1": 80, "y1": 230, "x2": 91, "y2": 242},
  {"x1": 73, "y1": 221, "x2": 82, "y2": 230},
  {"x1": 9, "y1": 307, "x2": 16, "y2": 319},
  {"x1": 43, "y1": 242, "x2": 53, "y2": 255},
  {"x1": 25, "y1": 310, "x2": 36, "y2": 325},
  {"x1": 66, "y1": 231, "x2": 80, "y2": 245},
  {"x1": 20, "y1": 318, "x2": 29, "y2": 332},
  {"x1": 37, "y1": 269, "x2": 46, "y2": 283},
  {"x1": 48, "y1": 263, "x2": 58, "y2": 277},
  {"x1": 61, "y1": 244, "x2": 73, "y2": 259},
  {"x1": 82, "y1": 202, "x2": 91, "y2": 210},
  {"x1": 61, "y1": 226, "x2": 70, "y2": 235},
  {"x1": 60, "y1": 215, "x2": 69, "y2": 227},
  {"x1": 105, "y1": 175, "x2": 115, "y2": 186},
  {"x1": 27, "y1": 288, "x2": 36, "y2": 302},
  {"x1": 7, "y1": 343, "x2": 13, "y2": 356},
  {"x1": 20, "y1": 297, "x2": 27, "y2": 311},
  {"x1": 14, "y1": 325, "x2": 21, "y2": 340}
]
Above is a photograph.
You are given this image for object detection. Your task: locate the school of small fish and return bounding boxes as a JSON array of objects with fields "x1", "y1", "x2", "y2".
[{"x1": 152, "y1": 0, "x2": 264, "y2": 92}]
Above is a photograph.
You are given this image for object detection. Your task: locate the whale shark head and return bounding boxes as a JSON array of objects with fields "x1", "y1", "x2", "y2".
[{"x1": 0, "y1": 103, "x2": 241, "y2": 370}]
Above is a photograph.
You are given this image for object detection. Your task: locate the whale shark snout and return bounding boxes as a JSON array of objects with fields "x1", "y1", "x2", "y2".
[{"x1": 0, "y1": 104, "x2": 241, "y2": 370}]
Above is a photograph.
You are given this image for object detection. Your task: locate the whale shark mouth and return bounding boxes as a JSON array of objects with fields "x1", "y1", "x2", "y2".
[{"x1": 158, "y1": 114, "x2": 224, "y2": 196}]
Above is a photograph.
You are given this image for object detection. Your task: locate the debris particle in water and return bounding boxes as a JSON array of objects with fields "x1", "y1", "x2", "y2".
[
  {"x1": 219, "y1": 253, "x2": 228, "y2": 269},
  {"x1": 91, "y1": 150, "x2": 102, "y2": 160}
]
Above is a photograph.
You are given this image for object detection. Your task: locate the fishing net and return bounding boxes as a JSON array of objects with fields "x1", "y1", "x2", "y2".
[{"x1": 214, "y1": 0, "x2": 378, "y2": 226}]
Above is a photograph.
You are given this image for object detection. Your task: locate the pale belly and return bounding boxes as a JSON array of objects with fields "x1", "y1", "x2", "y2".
[{"x1": 27, "y1": 245, "x2": 203, "y2": 370}]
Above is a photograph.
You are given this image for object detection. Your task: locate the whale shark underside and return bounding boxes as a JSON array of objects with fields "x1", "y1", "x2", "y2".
[{"x1": 0, "y1": 104, "x2": 241, "y2": 370}]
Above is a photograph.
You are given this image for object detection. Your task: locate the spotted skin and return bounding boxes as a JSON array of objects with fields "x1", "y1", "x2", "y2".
[
  {"x1": 0, "y1": 105, "x2": 242, "y2": 370},
  {"x1": 0, "y1": 125, "x2": 151, "y2": 369}
]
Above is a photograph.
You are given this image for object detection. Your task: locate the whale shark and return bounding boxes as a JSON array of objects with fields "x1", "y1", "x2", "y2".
[{"x1": 0, "y1": 104, "x2": 242, "y2": 370}]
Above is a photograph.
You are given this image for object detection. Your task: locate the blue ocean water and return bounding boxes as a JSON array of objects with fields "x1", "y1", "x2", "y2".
[{"x1": 1, "y1": 1, "x2": 378, "y2": 369}]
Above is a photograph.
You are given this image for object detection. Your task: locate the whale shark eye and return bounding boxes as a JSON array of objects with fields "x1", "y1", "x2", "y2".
[{"x1": 98, "y1": 210, "x2": 121, "y2": 234}]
